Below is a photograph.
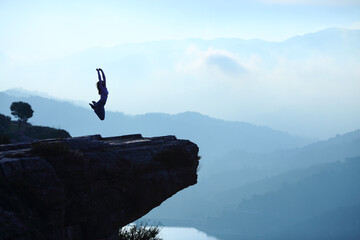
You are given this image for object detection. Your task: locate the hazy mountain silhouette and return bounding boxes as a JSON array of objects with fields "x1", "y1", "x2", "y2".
[
  {"x1": 144, "y1": 129, "x2": 360, "y2": 226},
  {"x1": 277, "y1": 204, "x2": 360, "y2": 240},
  {"x1": 0, "y1": 90, "x2": 310, "y2": 157},
  {"x1": 283, "y1": 28, "x2": 360, "y2": 57},
  {"x1": 209, "y1": 129, "x2": 360, "y2": 178},
  {"x1": 208, "y1": 130, "x2": 360, "y2": 207},
  {"x1": 212, "y1": 142, "x2": 360, "y2": 206},
  {"x1": 205, "y1": 156, "x2": 360, "y2": 240}
]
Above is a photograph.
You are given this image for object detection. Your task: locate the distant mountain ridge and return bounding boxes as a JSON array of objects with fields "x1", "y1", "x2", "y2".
[
  {"x1": 204, "y1": 156, "x2": 360, "y2": 240},
  {"x1": 0, "y1": 90, "x2": 311, "y2": 156},
  {"x1": 2, "y1": 88, "x2": 89, "y2": 108},
  {"x1": 1, "y1": 27, "x2": 358, "y2": 59},
  {"x1": 144, "y1": 127, "x2": 360, "y2": 226},
  {"x1": 209, "y1": 131, "x2": 360, "y2": 205},
  {"x1": 284, "y1": 28, "x2": 360, "y2": 50}
]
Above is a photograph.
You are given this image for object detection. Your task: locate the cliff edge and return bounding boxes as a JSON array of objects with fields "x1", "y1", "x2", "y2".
[{"x1": 0, "y1": 134, "x2": 199, "y2": 240}]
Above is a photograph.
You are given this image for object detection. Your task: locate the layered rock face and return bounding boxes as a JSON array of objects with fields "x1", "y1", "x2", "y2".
[{"x1": 0, "y1": 134, "x2": 199, "y2": 240}]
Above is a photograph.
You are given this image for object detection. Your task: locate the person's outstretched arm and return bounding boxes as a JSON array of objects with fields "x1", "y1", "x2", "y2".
[
  {"x1": 99, "y1": 68, "x2": 106, "y2": 86},
  {"x1": 97, "y1": 68, "x2": 102, "y2": 81}
]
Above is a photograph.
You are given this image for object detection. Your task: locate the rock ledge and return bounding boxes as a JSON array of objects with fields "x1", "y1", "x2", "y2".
[{"x1": 0, "y1": 134, "x2": 199, "y2": 240}]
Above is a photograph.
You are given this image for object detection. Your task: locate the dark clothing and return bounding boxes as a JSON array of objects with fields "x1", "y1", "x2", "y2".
[
  {"x1": 92, "y1": 68, "x2": 108, "y2": 121},
  {"x1": 94, "y1": 99, "x2": 106, "y2": 120}
]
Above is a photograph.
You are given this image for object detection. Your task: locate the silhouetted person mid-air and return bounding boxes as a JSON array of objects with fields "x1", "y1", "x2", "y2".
[{"x1": 89, "y1": 68, "x2": 108, "y2": 120}]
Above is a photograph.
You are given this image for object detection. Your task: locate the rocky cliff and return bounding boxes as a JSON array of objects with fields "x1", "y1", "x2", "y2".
[{"x1": 0, "y1": 134, "x2": 199, "y2": 240}]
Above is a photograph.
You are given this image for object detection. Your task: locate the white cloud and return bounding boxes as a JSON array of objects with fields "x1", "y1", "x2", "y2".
[{"x1": 176, "y1": 46, "x2": 248, "y2": 76}]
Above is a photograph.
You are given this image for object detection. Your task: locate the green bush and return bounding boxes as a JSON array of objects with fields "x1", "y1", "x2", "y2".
[
  {"x1": 118, "y1": 222, "x2": 162, "y2": 240},
  {"x1": 10, "y1": 101, "x2": 34, "y2": 123}
]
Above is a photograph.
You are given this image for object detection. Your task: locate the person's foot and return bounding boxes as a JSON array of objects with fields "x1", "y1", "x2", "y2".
[{"x1": 89, "y1": 103, "x2": 97, "y2": 109}]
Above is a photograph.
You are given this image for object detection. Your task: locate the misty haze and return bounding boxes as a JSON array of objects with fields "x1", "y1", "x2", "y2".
[{"x1": 1, "y1": 1, "x2": 360, "y2": 240}]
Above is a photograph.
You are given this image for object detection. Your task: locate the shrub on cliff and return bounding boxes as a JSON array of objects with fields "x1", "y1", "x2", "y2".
[
  {"x1": 0, "y1": 113, "x2": 70, "y2": 144},
  {"x1": 118, "y1": 222, "x2": 162, "y2": 240},
  {"x1": 0, "y1": 114, "x2": 11, "y2": 129},
  {"x1": 0, "y1": 114, "x2": 12, "y2": 144},
  {"x1": 24, "y1": 126, "x2": 70, "y2": 140},
  {"x1": 10, "y1": 101, "x2": 34, "y2": 123}
]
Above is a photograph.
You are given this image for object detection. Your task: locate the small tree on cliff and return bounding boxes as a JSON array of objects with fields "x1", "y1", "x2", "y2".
[{"x1": 10, "y1": 101, "x2": 34, "y2": 124}]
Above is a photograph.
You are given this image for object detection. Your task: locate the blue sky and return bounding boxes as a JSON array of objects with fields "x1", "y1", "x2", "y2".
[{"x1": 1, "y1": 0, "x2": 359, "y2": 60}]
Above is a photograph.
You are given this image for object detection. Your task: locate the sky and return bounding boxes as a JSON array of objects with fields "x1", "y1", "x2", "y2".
[
  {"x1": 0, "y1": 0, "x2": 360, "y2": 139},
  {"x1": 0, "y1": 0, "x2": 359, "y2": 60}
]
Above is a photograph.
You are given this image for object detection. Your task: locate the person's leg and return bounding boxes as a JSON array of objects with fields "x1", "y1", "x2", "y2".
[
  {"x1": 89, "y1": 100, "x2": 98, "y2": 109},
  {"x1": 94, "y1": 100, "x2": 105, "y2": 120},
  {"x1": 89, "y1": 103, "x2": 96, "y2": 109},
  {"x1": 95, "y1": 107, "x2": 105, "y2": 120}
]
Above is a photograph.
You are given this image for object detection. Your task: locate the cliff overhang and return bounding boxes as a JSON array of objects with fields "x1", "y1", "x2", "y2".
[{"x1": 0, "y1": 134, "x2": 199, "y2": 240}]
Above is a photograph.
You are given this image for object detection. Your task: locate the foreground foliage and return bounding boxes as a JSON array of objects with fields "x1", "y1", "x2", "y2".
[
  {"x1": 0, "y1": 113, "x2": 70, "y2": 144},
  {"x1": 118, "y1": 222, "x2": 162, "y2": 240}
]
